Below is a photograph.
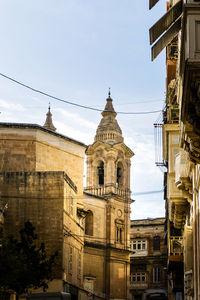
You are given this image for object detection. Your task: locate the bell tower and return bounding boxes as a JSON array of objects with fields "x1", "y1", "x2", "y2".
[
  {"x1": 86, "y1": 92, "x2": 133, "y2": 197},
  {"x1": 84, "y1": 92, "x2": 134, "y2": 300}
]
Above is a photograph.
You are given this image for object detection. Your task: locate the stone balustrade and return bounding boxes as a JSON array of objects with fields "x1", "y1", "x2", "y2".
[{"x1": 84, "y1": 185, "x2": 131, "y2": 199}]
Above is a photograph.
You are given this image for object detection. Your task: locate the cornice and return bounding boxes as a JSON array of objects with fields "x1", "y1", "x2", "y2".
[{"x1": 86, "y1": 141, "x2": 134, "y2": 158}]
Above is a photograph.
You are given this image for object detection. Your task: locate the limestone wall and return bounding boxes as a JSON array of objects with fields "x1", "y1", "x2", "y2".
[
  {"x1": 0, "y1": 171, "x2": 65, "y2": 278},
  {"x1": 0, "y1": 126, "x2": 86, "y2": 193}
]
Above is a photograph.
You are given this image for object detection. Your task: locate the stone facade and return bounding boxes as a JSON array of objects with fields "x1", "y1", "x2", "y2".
[
  {"x1": 0, "y1": 121, "x2": 86, "y2": 298},
  {"x1": 0, "y1": 124, "x2": 85, "y2": 192},
  {"x1": 83, "y1": 94, "x2": 134, "y2": 300},
  {"x1": 0, "y1": 98, "x2": 134, "y2": 300},
  {"x1": 129, "y1": 218, "x2": 168, "y2": 300},
  {"x1": 151, "y1": 0, "x2": 200, "y2": 299}
]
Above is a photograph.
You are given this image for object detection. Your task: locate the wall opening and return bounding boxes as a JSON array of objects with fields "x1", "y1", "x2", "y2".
[
  {"x1": 153, "y1": 236, "x2": 160, "y2": 250},
  {"x1": 97, "y1": 161, "x2": 104, "y2": 185},
  {"x1": 117, "y1": 162, "x2": 123, "y2": 187},
  {"x1": 85, "y1": 210, "x2": 93, "y2": 236}
]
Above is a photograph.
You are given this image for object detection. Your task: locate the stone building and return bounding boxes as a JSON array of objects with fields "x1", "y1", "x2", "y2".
[
  {"x1": 150, "y1": 0, "x2": 200, "y2": 299},
  {"x1": 129, "y1": 218, "x2": 168, "y2": 300},
  {"x1": 83, "y1": 93, "x2": 134, "y2": 300},
  {"x1": 0, "y1": 110, "x2": 87, "y2": 299},
  {"x1": 0, "y1": 94, "x2": 134, "y2": 300}
]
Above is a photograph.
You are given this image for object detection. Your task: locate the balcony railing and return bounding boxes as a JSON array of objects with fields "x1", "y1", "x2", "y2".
[
  {"x1": 84, "y1": 185, "x2": 131, "y2": 199},
  {"x1": 169, "y1": 236, "x2": 183, "y2": 256},
  {"x1": 154, "y1": 122, "x2": 167, "y2": 170}
]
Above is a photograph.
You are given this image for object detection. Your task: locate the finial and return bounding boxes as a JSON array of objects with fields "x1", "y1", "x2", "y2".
[
  {"x1": 108, "y1": 87, "x2": 111, "y2": 98},
  {"x1": 48, "y1": 102, "x2": 51, "y2": 112}
]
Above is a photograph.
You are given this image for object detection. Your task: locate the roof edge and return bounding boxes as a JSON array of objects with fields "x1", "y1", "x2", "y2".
[{"x1": 0, "y1": 122, "x2": 87, "y2": 148}]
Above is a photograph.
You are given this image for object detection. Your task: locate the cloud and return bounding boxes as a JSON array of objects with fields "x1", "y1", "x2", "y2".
[
  {"x1": 55, "y1": 108, "x2": 97, "y2": 130},
  {"x1": 0, "y1": 99, "x2": 25, "y2": 112},
  {"x1": 54, "y1": 120, "x2": 93, "y2": 145},
  {"x1": 131, "y1": 196, "x2": 165, "y2": 220},
  {"x1": 125, "y1": 133, "x2": 164, "y2": 219},
  {"x1": 125, "y1": 135, "x2": 159, "y2": 175}
]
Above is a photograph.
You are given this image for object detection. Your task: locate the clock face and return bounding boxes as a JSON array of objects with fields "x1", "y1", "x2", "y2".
[{"x1": 117, "y1": 209, "x2": 122, "y2": 217}]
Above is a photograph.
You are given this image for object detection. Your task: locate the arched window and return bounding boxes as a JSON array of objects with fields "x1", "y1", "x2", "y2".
[
  {"x1": 153, "y1": 236, "x2": 160, "y2": 250},
  {"x1": 116, "y1": 162, "x2": 123, "y2": 187},
  {"x1": 97, "y1": 161, "x2": 104, "y2": 185},
  {"x1": 85, "y1": 210, "x2": 93, "y2": 236}
]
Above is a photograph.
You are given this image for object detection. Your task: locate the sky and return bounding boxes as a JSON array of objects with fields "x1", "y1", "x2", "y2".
[{"x1": 0, "y1": 0, "x2": 167, "y2": 219}]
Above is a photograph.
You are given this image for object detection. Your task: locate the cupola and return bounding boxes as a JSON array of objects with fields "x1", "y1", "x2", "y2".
[{"x1": 94, "y1": 91, "x2": 123, "y2": 144}]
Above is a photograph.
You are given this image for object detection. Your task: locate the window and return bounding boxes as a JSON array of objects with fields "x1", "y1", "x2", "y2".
[
  {"x1": 116, "y1": 227, "x2": 122, "y2": 243},
  {"x1": 77, "y1": 252, "x2": 81, "y2": 278},
  {"x1": 116, "y1": 162, "x2": 123, "y2": 187},
  {"x1": 173, "y1": 135, "x2": 179, "y2": 144},
  {"x1": 85, "y1": 210, "x2": 93, "y2": 236},
  {"x1": 130, "y1": 272, "x2": 146, "y2": 282},
  {"x1": 173, "y1": 148, "x2": 179, "y2": 168},
  {"x1": 153, "y1": 267, "x2": 160, "y2": 283},
  {"x1": 131, "y1": 264, "x2": 147, "y2": 272},
  {"x1": 130, "y1": 239, "x2": 147, "y2": 251},
  {"x1": 70, "y1": 196, "x2": 73, "y2": 217},
  {"x1": 97, "y1": 161, "x2": 104, "y2": 185},
  {"x1": 115, "y1": 220, "x2": 124, "y2": 244},
  {"x1": 153, "y1": 236, "x2": 160, "y2": 251},
  {"x1": 69, "y1": 246, "x2": 73, "y2": 274}
]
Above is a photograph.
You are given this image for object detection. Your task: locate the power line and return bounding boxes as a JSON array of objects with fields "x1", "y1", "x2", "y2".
[
  {"x1": 0, "y1": 72, "x2": 162, "y2": 115},
  {"x1": 116, "y1": 100, "x2": 162, "y2": 105},
  {"x1": 132, "y1": 189, "x2": 163, "y2": 196}
]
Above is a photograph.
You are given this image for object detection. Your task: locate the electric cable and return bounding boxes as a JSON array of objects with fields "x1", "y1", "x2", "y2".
[
  {"x1": 132, "y1": 189, "x2": 164, "y2": 196},
  {"x1": 0, "y1": 72, "x2": 162, "y2": 115}
]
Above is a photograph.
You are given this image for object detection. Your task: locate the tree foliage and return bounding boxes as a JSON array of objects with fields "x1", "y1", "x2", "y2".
[{"x1": 0, "y1": 221, "x2": 58, "y2": 296}]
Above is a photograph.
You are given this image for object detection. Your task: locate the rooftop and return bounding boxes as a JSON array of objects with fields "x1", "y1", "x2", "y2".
[
  {"x1": 0, "y1": 122, "x2": 87, "y2": 148},
  {"x1": 130, "y1": 217, "x2": 165, "y2": 227}
]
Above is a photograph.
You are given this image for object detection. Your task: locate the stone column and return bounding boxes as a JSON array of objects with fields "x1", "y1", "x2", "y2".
[{"x1": 126, "y1": 160, "x2": 131, "y2": 191}]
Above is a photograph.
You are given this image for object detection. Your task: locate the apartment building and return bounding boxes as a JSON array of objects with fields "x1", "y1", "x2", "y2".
[{"x1": 129, "y1": 218, "x2": 168, "y2": 300}]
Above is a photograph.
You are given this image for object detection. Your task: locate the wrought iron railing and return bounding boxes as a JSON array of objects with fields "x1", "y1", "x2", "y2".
[{"x1": 154, "y1": 122, "x2": 167, "y2": 169}]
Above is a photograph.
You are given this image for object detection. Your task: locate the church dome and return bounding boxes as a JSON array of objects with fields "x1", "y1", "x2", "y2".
[{"x1": 94, "y1": 92, "x2": 123, "y2": 144}]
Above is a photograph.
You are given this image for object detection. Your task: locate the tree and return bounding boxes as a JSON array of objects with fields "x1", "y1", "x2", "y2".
[{"x1": 0, "y1": 221, "x2": 58, "y2": 298}]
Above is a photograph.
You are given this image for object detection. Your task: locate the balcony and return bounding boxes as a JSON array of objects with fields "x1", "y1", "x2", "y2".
[
  {"x1": 168, "y1": 176, "x2": 188, "y2": 229},
  {"x1": 130, "y1": 249, "x2": 148, "y2": 258},
  {"x1": 129, "y1": 282, "x2": 148, "y2": 289},
  {"x1": 167, "y1": 105, "x2": 179, "y2": 124},
  {"x1": 169, "y1": 236, "x2": 183, "y2": 258},
  {"x1": 130, "y1": 273, "x2": 148, "y2": 290},
  {"x1": 175, "y1": 151, "x2": 192, "y2": 201},
  {"x1": 84, "y1": 185, "x2": 131, "y2": 199}
]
